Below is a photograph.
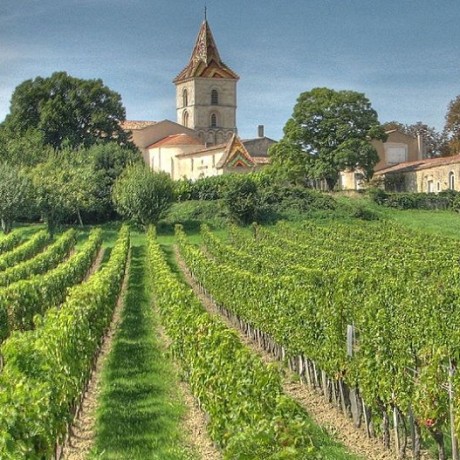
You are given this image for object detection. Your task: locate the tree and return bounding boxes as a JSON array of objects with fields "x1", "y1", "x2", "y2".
[
  {"x1": 30, "y1": 153, "x2": 100, "y2": 232},
  {"x1": 273, "y1": 88, "x2": 386, "y2": 190},
  {"x1": 85, "y1": 142, "x2": 142, "y2": 220},
  {"x1": 222, "y1": 175, "x2": 263, "y2": 225},
  {"x1": 112, "y1": 164, "x2": 175, "y2": 228},
  {"x1": 383, "y1": 121, "x2": 447, "y2": 158},
  {"x1": 3, "y1": 72, "x2": 133, "y2": 151},
  {"x1": 0, "y1": 163, "x2": 33, "y2": 233},
  {"x1": 445, "y1": 95, "x2": 460, "y2": 154}
]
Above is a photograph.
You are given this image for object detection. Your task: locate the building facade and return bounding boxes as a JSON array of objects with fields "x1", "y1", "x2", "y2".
[{"x1": 123, "y1": 18, "x2": 274, "y2": 180}]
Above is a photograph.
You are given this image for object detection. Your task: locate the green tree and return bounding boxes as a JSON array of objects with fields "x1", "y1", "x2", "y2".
[
  {"x1": 383, "y1": 121, "x2": 447, "y2": 158},
  {"x1": 3, "y1": 71, "x2": 133, "y2": 151},
  {"x1": 445, "y1": 95, "x2": 460, "y2": 154},
  {"x1": 85, "y1": 142, "x2": 142, "y2": 220},
  {"x1": 223, "y1": 175, "x2": 263, "y2": 225},
  {"x1": 112, "y1": 164, "x2": 175, "y2": 228},
  {"x1": 273, "y1": 88, "x2": 386, "y2": 190},
  {"x1": 0, "y1": 163, "x2": 33, "y2": 233},
  {"x1": 30, "y1": 153, "x2": 100, "y2": 231}
]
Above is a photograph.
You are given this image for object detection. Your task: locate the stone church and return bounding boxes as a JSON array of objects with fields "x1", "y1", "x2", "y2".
[{"x1": 122, "y1": 18, "x2": 275, "y2": 180}]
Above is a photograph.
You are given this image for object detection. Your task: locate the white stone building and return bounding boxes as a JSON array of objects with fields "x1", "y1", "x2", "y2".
[{"x1": 123, "y1": 19, "x2": 275, "y2": 180}]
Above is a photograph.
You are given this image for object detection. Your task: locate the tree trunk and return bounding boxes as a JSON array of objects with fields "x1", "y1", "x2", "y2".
[
  {"x1": 428, "y1": 428, "x2": 446, "y2": 460},
  {"x1": 77, "y1": 208, "x2": 83, "y2": 227}
]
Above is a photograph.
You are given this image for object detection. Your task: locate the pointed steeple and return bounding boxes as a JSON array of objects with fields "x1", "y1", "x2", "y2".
[{"x1": 174, "y1": 20, "x2": 239, "y2": 83}]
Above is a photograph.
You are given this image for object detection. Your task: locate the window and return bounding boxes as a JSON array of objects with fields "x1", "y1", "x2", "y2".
[
  {"x1": 449, "y1": 171, "x2": 455, "y2": 190},
  {"x1": 182, "y1": 89, "x2": 188, "y2": 107},
  {"x1": 191, "y1": 158, "x2": 194, "y2": 172},
  {"x1": 211, "y1": 89, "x2": 218, "y2": 105},
  {"x1": 182, "y1": 110, "x2": 189, "y2": 127},
  {"x1": 427, "y1": 180, "x2": 434, "y2": 193},
  {"x1": 210, "y1": 113, "x2": 217, "y2": 128}
]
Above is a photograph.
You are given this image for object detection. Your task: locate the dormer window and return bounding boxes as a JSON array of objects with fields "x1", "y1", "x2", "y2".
[
  {"x1": 211, "y1": 89, "x2": 218, "y2": 105},
  {"x1": 210, "y1": 113, "x2": 217, "y2": 128}
]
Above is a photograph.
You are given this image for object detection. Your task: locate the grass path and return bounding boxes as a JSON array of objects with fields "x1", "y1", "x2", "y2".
[{"x1": 89, "y1": 239, "x2": 198, "y2": 460}]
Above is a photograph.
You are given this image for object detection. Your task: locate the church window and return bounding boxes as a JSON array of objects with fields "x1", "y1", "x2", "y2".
[
  {"x1": 183, "y1": 89, "x2": 188, "y2": 107},
  {"x1": 449, "y1": 171, "x2": 455, "y2": 190},
  {"x1": 210, "y1": 113, "x2": 217, "y2": 128},
  {"x1": 183, "y1": 110, "x2": 189, "y2": 127},
  {"x1": 211, "y1": 89, "x2": 218, "y2": 105}
]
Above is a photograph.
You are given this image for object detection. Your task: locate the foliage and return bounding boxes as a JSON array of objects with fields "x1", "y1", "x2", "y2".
[
  {"x1": 0, "y1": 226, "x2": 129, "y2": 458},
  {"x1": 0, "y1": 228, "x2": 102, "y2": 342},
  {"x1": 85, "y1": 142, "x2": 142, "y2": 221},
  {"x1": 369, "y1": 188, "x2": 457, "y2": 210},
  {"x1": 445, "y1": 95, "x2": 460, "y2": 155},
  {"x1": 272, "y1": 88, "x2": 386, "y2": 189},
  {"x1": 0, "y1": 229, "x2": 50, "y2": 272},
  {"x1": 29, "y1": 152, "x2": 101, "y2": 230},
  {"x1": 112, "y1": 164, "x2": 175, "y2": 227},
  {"x1": 0, "y1": 163, "x2": 34, "y2": 233},
  {"x1": 383, "y1": 121, "x2": 448, "y2": 158},
  {"x1": 0, "y1": 230, "x2": 23, "y2": 254},
  {"x1": 222, "y1": 175, "x2": 267, "y2": 224},
  {"x1": 0, "y1": 228, "x2": 76, "y2": 288},
  {"x1": 149, "y1": 227, "x2": 350, "y2": 459},
  {"x1": 3, "y1": 71, "x2": 133, "y2": 151}
]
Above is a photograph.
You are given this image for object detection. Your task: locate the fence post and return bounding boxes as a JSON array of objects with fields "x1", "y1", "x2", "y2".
[{"x1": 449, "y1": 359, "x2": 459, "y2": 460}]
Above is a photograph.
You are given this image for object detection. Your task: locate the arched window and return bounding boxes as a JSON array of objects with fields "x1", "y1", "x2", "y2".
[
  {"x1": 182, "y1": 89, "x2": 188, "y2": 107},
  {"x1": 182, "y1": 110, "x2": 189, "y2": 127},
  {"x1": 449, "y1": 171, "x2": 455, "y2": 190},
  {"x1": 211, "y1": 89, "x2": 218, "y2": 105},
  {"x1": 210, "y1": 113, "x2": 217, "y2": 128}
]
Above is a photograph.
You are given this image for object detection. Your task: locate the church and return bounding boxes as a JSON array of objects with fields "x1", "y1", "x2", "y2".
[{"x1": 122, "y1": 18, "x2": 275, "y2": 180}]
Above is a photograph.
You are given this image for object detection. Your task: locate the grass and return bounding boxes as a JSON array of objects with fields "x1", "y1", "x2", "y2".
[{"x1": 89, "y1": 237, "x2": 197, "y2": 460}]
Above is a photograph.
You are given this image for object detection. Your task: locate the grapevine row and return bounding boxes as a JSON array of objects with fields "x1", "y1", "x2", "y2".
[
  {"x1": 148, "y1": 227, "x2": 353, "y2": 459},
  {"x1": 0, "y1": 229, "x2": 50, "y2": 272},
  {"x1": 178, "y1": 224, "x2": 460, "y2": 458},
  {"x1": 0, "y1": 230, "x2": 23, "y2": 254},
  {"x1": 0, "y1": 225, "x2": 130, "y2": 458},
  {"x1": 0, "y1": 228, "x2": 77, "y2": 287},
  {"x1": 0, "y1": 228, "x2": 103, "y2": 343}
]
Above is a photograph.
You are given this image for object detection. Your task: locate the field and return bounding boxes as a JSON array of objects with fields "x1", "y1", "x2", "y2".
[{"x1": 1, "y1": 202, "x2": 460, "y2": 459}]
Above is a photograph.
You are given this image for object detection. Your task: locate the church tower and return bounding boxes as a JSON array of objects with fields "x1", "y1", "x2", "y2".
[{"x1": 173, "y1": 18, "x2": 239, "y2": 145}]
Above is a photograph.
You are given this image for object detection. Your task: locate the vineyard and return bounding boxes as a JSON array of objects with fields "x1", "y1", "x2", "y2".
[
  {"x1": 1, "y1": 217, "x2": 459, "y2": 459},
  {"x1": 176, "y1": 220, "x2": 460, "y2": 460}
]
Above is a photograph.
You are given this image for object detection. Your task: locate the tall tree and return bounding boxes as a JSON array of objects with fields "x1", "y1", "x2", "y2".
[
  {"x1": 0, "y1": 163, "x2": 33, "y2": 233},
  {"x1": 272, "y1": 88, "x2": 386, "y2": 190},
  {"x1": 3, "y1": 72, "x2": 133, "y2": 151},
  {"x1": 445, "y1": 95, "x2": 460, "y2": 154}
]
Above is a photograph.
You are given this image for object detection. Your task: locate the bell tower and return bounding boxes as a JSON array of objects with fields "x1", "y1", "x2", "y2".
[{"x1": 173, "y1": 18, "x2": 239, "y2": 145}]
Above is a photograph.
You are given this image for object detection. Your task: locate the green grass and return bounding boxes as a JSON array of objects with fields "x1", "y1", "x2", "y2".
[{"x1": 89, "y1": 237, "x2": 197, "y2": 460}]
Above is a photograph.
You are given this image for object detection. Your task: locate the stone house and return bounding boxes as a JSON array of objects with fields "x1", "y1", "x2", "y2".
[{"x1": 374, "y1": 154, "x2": 460, "y2": 193}]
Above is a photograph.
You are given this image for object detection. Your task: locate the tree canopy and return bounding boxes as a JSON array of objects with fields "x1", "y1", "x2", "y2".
[
  {"x1": 445, "y1": 95, "x2": 460, "y2": 154},
  {"x1": 2, "y1": 72, "x2": 133, "y2": 151},
  {"x1": 270, "y1": 88, "x2": 386, "y2": 190},
  {"x1": 112, "y1": 164, "x2": 175, "y2": 228},
  {"x1": 383, "y1": 121, "x2": 448, "y2": 157}
]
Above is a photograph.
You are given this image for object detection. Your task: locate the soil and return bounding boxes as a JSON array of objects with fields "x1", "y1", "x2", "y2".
[{"x1": 174, "y1": 245, "x2": 433, "y2": 460}]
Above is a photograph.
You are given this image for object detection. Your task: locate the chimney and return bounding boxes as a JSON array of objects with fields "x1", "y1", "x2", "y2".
[
  {"x1": 258, "y1": 125, "x2": 264, "y2": 138},
  {"x1": 417, "y1": 133, "x2": 424, "y2": 159}
]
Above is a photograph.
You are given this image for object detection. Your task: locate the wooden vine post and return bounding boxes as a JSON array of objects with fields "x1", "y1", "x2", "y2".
[{"x1": 449, "y1": 360, "x2": 459, "y2": 460}]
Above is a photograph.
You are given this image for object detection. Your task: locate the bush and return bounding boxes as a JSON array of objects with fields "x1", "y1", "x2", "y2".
[{"x1": 112, "y1": 164, "x2": 174, "y2": 227}]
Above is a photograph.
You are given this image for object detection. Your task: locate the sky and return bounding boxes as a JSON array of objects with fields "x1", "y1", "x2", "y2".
[{"x1": 1, "y1": 0, "x2": 460, "y2": 141}]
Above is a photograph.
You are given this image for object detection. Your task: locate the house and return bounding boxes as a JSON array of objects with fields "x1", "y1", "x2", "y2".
[
  {"x1": 340, "y1": 129, "x2": 424, "y2": 190},
  {"x1": 374, "y1": 154, "x2": 460, "y2": 193},
  {"x1": 122, "y1": 18, "x2": 275, "y2": 180}
]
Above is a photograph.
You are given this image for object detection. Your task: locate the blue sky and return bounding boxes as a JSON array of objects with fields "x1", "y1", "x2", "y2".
[{"x1": 1, "y1": 0, "x2": 460, "y2": 140}]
